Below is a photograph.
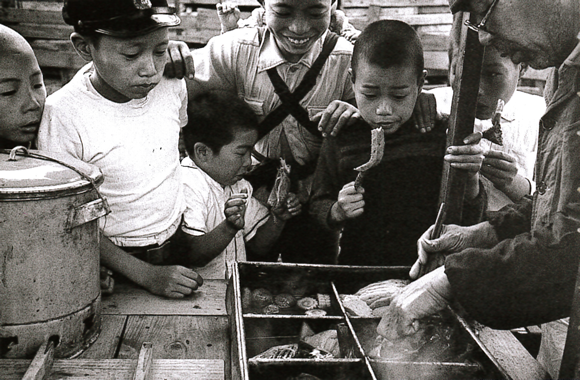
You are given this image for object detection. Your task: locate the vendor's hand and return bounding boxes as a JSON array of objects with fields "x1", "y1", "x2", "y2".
[
  {"x1": 330, "y1": 181, "x2": 365, "y2": 223},
  {"x1": 100, "y1": 266, "x2": 114, "y2": 295},
  {"x1": 312, "y1": 100, "x2": 361, "y2": 137},
  {"x1": 225, "y1": 192, "x2": 248, "y2": 230},
  {"x1": 377, "y1": 266, "x2": 451, "y2": 339},
  {"x1": 144, "y1": 265, "x2": 203, "y2": 298},
  {"x1": 271, "y1": 192, "x2": 302, "y2": 221},
  {"x1": 481, "y1": 150, "x2": 518, "y2": 191},
  {"x1": 216, "y1": 2, "x2": 241, "y2": 33},
  {"x1": 164, "y1": 40, "x2": 195, "y2": 80},
  {"x1": 444, "y1": 133, "x2": 484, "y2": 176},
  {"x1": 412, "y1": 91, "x2": 437, "y2": 133}
]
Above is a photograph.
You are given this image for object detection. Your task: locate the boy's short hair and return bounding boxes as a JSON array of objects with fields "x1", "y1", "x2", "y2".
[
  {"x1": 183, "y1": 91, "x2": 259, "y2": 155},
  {"x1": 63, "y1": 0, "x2": 180, "y2": 37},
  {"x1": 352, "y1": 20, "x2": 424, "y2": 80}
]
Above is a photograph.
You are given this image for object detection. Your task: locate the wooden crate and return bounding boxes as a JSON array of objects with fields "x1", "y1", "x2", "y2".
[
  {"x1": 228, "y1": 262, "x2": 547, "y2": 380},
  {"x1": 341, "y1": 0, "x2": 452, "y2": 77}
]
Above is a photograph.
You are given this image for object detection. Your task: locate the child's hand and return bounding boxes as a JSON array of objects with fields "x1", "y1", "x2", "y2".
[
  {"x1": 312, "y1": 100, "x2": 361, "y2": 137},
  {"x1": 330, "y1": 181, "x2": 365, "y2": 224},
  {"x1": 271, "y1": 192, "x2": 302, "y2": 221},
  {"x1": 145, "y1": 265, "x2": 203, "y2": 298},
  {"x1": 412, "y1": 92, "x2": 437, "y2": 133},
  {"x1": 164, "y1": 40, "x2": 195, "y2": 80},
  {"x1": 100, "y1": 266, "x2": 114, "y2": 295},
  {"x1": 217, "y1": 2, "x2": 241, "y2": 33},
  {"x1": 481, "y1": 150, "x2": 518, "y2": 190},
  {"x1": 444, "y1": 133, "x2": 485, "y2": 177},
  {"x1": 225, "y1": 192, "x2": 248, "y2": 230}
]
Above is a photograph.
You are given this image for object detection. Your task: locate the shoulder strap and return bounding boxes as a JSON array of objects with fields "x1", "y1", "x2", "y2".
[{"x1": 257, "y1": 32, "x2": 340, "y2": 139}]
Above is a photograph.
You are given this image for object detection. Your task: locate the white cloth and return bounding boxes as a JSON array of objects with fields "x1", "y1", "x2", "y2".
[
  {"x1": 181, "y1": 157, "x2": 270, "y2": 279},
  {"x1": 429, "y1": 87, "x2": 545, "y2": 211},
  {"x1": 38, "y1": 64, "x2": 187, "y2": 246}
]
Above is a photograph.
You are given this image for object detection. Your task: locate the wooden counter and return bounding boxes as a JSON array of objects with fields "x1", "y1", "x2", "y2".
[{"x1": 0, "y1": 280, "x2": 230, "y2": 380}]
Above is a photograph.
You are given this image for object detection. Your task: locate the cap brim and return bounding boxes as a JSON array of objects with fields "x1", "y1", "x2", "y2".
[{"x1": 95, "y1": 14, "x2": 180, "y2": 37}]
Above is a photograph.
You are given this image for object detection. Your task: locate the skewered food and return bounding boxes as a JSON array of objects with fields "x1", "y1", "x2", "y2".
[
  {"x1": 482, "y1": 99, "x2": 505, "y2": 146},
  {"x1": 267, "y1": 158, "x2": 291, "y2": 208},
  {"x1": 354, "y1": 127, "x2": 385, "y2": 190}
]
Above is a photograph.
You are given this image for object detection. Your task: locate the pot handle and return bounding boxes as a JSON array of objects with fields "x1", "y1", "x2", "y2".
[{"x1": 67, "y1": 198, "x2": 109, "y2": 230}]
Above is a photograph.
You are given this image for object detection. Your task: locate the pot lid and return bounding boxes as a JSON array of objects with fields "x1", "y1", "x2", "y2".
[{"x1": 0, "y1": 148, "x2": 103, "y2": 196}]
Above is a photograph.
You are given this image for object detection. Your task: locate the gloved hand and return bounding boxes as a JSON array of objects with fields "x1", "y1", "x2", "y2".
[{"x1": 377, "y1": 266, "x2": 452, "y2": 340}]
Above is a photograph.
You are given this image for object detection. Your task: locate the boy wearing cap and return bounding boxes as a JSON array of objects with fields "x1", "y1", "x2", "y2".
[{"x1": 38, "y1": 0, "x2": 203, "y2": 299}]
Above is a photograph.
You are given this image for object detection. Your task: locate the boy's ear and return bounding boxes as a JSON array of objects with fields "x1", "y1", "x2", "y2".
[
  {"x1": 194, "y1": 142, "x2": 213, "y2": 163},
  {"x1": 70, "y1": 32, "x2": 93, "y2": 62}
]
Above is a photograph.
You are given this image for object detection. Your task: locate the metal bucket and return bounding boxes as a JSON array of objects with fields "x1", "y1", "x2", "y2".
[{"x1": 0, "y1": 147, "x2": 108, "y2": 358}]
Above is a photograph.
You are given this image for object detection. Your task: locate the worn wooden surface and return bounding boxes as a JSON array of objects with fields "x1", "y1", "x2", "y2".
[{"x1": 0, "y1": 280, "x2": 228, "y2": 379}]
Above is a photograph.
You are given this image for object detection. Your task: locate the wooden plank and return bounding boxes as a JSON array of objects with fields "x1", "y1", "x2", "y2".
[
  {"x1": 0, "y1": 359, "x2": 224, "y2": 380},
  {"x1": 101, "y1": 280, "x2": 227, "y2": 316},
  {"x1": 18, "y1": 1, "x2": 64, "y2": 12},
  {"x1": 78, "y1": 315, "x2": 127, "y2": 359},
  {"x1": 30, "y1": 41, "x2": 86, "y2": 70},
  {"x1": 420, "y1": 33, "x2": 450, "y2": 51},
  {"x1": 0, "y1": 9, "x2": 65, "y2": 25},
  {"x1": 418, "y1": 5, "x2": 451, "y2": 14},
  {"x1": 341, "y1": 0, "x2": 450, "y2": 7},
  {"x1": 424, "y1": 50, "x2": 449, "y2": 72},
  {"x1": 118, "y1": 316, "x2": 229, "y2": 360},
  {"x1": 7, "y1": 23, "x2": 72, "y2": 40},
  {"x1": 22, "y1": 340, "x2": 55, "y2": 380}
]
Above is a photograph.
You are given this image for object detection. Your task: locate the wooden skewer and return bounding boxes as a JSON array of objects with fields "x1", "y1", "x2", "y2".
[
  {"x1": 418, "y1": 203, "x2": 446, "y2": 278},
  {"x1": 133, "y1": 342, "x2": 154, "y2": 380}
]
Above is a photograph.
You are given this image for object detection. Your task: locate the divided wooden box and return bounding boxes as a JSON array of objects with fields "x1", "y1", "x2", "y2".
[{"x1": 227, "y1": 262, "x2": 508, "y2": 380}]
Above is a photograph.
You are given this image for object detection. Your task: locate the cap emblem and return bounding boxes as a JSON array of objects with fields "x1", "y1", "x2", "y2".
[{"x1": 133, "y1": 0, "x2": 152, "y2": 10}]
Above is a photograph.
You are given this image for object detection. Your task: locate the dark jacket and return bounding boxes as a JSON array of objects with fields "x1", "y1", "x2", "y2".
[
  {"x1": 310, "y1": 118, "x2": 486, "y2": 266},
  {"x1": 445, "y1": 46, "x2": 580, "y2": 329}
]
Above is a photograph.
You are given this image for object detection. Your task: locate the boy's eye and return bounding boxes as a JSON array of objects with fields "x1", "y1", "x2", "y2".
[
  {"x1": 123, "y1": 52, "x2": 140, "y2": 59},
  {"x1": 155, "y1": 49, "x2": 167, "y2": 56},
  {"x1": 393, "y1": 94, "x2": 409, "y2": 100},
  {"x1": 362, "y1": 93, "x2": 377, "y2": 99},
  {"x1": 273, "y1": 10, "x2": 291, "y2": 17},
  {"x1": 308, "y1": 11, "x2": 326, "y2": 19},
  {"x1": 0, "y1": 90, "x2": 17, "y2": 97}
]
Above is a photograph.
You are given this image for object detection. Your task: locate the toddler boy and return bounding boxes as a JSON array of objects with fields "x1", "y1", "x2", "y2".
[
  {"x1": 310, "y1": 20, "x2": 486, "y2": 266},
  {"x1": 38, "y1": 0, "x2": 202, "y2": 298},
  {"x1": 180, "y1": 91, "x2": 301, "y2": 279}
]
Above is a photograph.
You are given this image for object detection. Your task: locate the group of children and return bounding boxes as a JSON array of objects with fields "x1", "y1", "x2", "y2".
[{"x1": 1, "y1": 0, "x2": 499, "y2": 298}]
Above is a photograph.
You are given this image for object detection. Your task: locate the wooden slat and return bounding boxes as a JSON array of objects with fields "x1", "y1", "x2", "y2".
[
  {"x1": 7, "y1": 23, "x2": 72, "y2": 40},
  {"x1": 118, "y1": 315, "x2": 229, "y2": 360},
  {"x1": 132, "y1": 343, "x2": 153, "y2": 380},
  {"x1": 0, "y1": 8, "x2": 65, "y2": 25},
  {"x1": 78, "y1": 315, "x2": 127, "y2": 359},
  {"x1": 0, "y1": 359, "x2": 224, "y2": 380},
  {"x1": 30, "y1": 40, "x2": 86, "y2": 70},
  {"x1": 342, "y1": 0, "x2": 450, "y2": 7},
  {"x1": 101, "y1": 280, "x2": 227, "y2": 316},
  {"x1": 22, "y1": 340, "x2": 55, "y2": 380},
  {"x1": 420, "y1": 33, "x2": 450, "y2": 51},
  {"x1": 424, "y1": 50, "x2": 449, "y2": 72}
]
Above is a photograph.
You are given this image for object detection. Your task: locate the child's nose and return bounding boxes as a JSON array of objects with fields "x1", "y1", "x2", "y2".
[
  {"x1": 375, "y1": 101, "x2": 392, "y2": 115},
  {"x1": 22, "y1": 88, "x2": 43, "y2": 113},
  {"x1": 288, "y1": 16, "x2": 309, "y2": 35},
  {"x1": 138, "y1": 56, "x2": 158, "y2": 77}
]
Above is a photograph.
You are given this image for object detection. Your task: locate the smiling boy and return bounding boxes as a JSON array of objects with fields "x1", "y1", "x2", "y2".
[
  {"x1": 310, "y1": 20, "x2": 486, "y2": 266},
  {"x1": 38, "y1": 0, "x2": 202, "y2": 298}
]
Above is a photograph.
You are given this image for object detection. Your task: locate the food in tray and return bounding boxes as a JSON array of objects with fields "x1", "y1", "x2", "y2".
[
  {"x1": 251, "y1": 288, "x2": 274, "y2": 308},
  {"x1": 305, "y1": 309, "x2": 327, "y2": 317},
  {"x1": 302, "y1": 329, "x2": 340, "y2": 357},
  {"x1": 340, "y1": 294, "x2": 373, "y2": 317},
  {"x1": 354, "y1": 278, "x2": 410, "y2": 309},
  {"x1": 253, "y1": 343, "x2": 298, "y2": 359},
  {"x1": 297, "y1": 297, "x2": 319, "y2": 311},
  {"x1": 262, "y1": 304, "x2": 280, "y2": 314},
  {"x1": 274, "y1": 293, "x2": 297, "y2": 308},
  {"x1": 242, "y1": 287, "x2": 252, "y2": 309},
  {"x1": 316, "y1": 293, "x2": 332, "y2": 309}
]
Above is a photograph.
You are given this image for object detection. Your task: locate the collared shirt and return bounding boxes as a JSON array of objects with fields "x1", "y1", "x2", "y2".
[
  {"x1": 429, "y1": 86, "x2": 545, "y2": 211},
  {"x1": 38, "y1": 64, "x2": 187, "y2": 246},
  {"x1": 181, "y1": 157, "x2": 270, "y2": 279},
  {"x1": 191, "y1": 27, "x2": 354, "y2": 166}
]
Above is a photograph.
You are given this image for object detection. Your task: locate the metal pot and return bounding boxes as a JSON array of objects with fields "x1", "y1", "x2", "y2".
[{"x1": 0, "y1": 147, "x2": 108, "y2": 358}]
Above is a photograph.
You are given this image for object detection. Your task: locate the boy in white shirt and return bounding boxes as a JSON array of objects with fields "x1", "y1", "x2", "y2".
[
  {"x1": 38, "y1": 0, "x2": 202, "y2": 298},
  {"x1": 180, "y1": 91, "x2": 301, "y2": 279}
]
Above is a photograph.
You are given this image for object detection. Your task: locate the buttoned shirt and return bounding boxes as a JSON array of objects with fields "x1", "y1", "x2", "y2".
[
  {"x1": 181, "y1": 157, "x2": 270, "y2": 279},
  {"x1": 191, "y1": 28, "x2": 354, "y2": 166}
]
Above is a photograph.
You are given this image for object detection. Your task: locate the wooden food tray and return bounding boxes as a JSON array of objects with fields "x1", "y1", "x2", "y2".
[{"x1": 227, "y1": 262, "x2": 508, "y2": 380}]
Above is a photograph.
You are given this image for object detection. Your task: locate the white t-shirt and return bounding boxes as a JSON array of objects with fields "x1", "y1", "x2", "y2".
[
  {"x1": 429, "y1": 87, "x2": 546, "y2": 211},
  {"x1": 38, "y1": 64, "x2": 187, "y2": 246},
  {"x1": 181, "y1": 157, "x2": 270, "y2": 280}
]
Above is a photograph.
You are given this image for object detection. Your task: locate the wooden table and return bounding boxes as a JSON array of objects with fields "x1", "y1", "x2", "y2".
[{"x1": 1, "y1": 280, "x2": 230, "y2": 380}]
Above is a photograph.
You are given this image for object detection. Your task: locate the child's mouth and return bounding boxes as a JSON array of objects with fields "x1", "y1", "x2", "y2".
[
  {"x1": 287, "y1": 36, "x2": 311, "y2": 46},
  {"x1": 19, "y1": 122, "x2": 39, "y2": 133}
]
